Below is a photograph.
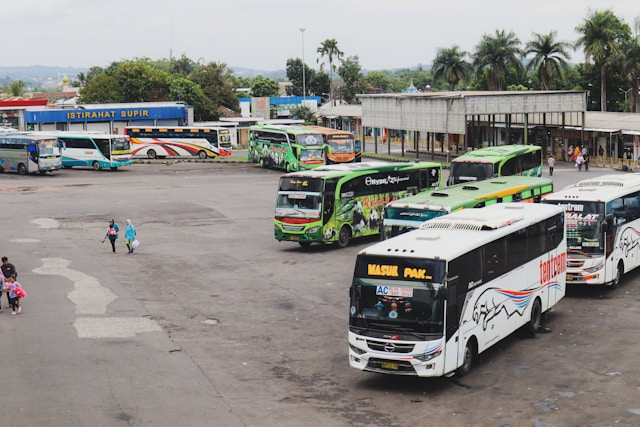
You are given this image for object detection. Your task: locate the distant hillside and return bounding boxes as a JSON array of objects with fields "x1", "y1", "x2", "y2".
[
  {"x1": 231, "y1": 67, "x2": 286, "y2": 80},
  {"x1": 0, "y1": 65, "x2": 87, "y2": 87}
]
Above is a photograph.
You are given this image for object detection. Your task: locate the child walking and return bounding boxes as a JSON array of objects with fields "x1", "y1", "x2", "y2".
[{"x1": 5, "y1": 275, "x2": 23, "y2": 315}]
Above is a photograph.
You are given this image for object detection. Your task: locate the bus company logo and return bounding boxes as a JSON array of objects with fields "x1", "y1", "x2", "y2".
[
  {"x1": 558, "y1": 203, "x2": 584, "y2": 212},
  {"x1": 289, "y1": 179, "x2": 308, "y2": 187},
  {"x1": 540, "y1": 252, "x2": 567, "y2": 284},
  {"x1": 365, "y1": 175, "x2": 410, "y2": 187}
]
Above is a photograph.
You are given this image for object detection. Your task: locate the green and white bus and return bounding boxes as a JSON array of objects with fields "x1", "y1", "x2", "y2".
[
  {"x1": 248, "y1": 124, "x2": 326, "y2": 171},
  {"x1": 448, "y1": 145, "x2": 542, "y2": 185},
  {"x1": 274, "y1": 161, "x2": 442, "y2": 248},
  {"x1": 0, "y1": 134, "x2": 62, "y2": 174},
  {"x1": 382, "y1": 176, "x2": 554, "y2": 240}
]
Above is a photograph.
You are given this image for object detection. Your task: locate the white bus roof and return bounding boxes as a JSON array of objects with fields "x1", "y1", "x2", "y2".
[
  {"x1": 359, "y1": 203, "x2": 563, "y2": 261},
  {"x1": 545, "y1": 173, "x2": 640, "y2": 203}
]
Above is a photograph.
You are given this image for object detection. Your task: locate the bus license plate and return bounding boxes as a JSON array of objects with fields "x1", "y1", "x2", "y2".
[
  {"x1": 566, "y1": 274, "x2": 574, "y2": 281},
  {"x1": 381, "y1": 361, "x2": 398, "y2": 370},
  {"x1": 289, "y1": 235, "x2": 299, "y2": 241}
]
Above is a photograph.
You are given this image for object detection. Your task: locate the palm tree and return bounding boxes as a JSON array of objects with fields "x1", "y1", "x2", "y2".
[
  {"x1": 575, "y1": 10, "x2": 631, "y2": 111},
  {"x1": 621, "y1": 27, "x2": 640, "y2": 112},
  {"x1": 317, "y1": 39, "x2": 344, "y2": 104},
  {"x1": 473, "y1": 30, "x2": 523, "y2": 90},
  {"x1": 524, "y1": 32, "x2": 572, "y2": 90},
  {"x1": 431, "y1": 45, "x2": 472, "y2": 90}
]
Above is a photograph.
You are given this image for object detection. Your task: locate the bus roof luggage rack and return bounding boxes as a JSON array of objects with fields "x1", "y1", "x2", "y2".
[{"x1": 575, "y1": 174, "x2": 640, "y2": 188}]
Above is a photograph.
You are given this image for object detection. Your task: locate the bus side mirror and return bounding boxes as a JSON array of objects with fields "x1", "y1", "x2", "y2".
[
  {"x1": 355, "y1": 140, "x2": 362, "y2": 152},
  {"x1": 603, "y1": 215, "x2": 613, "y2": 232}
]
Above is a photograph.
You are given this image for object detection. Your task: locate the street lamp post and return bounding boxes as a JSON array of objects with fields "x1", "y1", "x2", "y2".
[{"x1": 300, "y1": 28, "x2": 306, "y2": 104}]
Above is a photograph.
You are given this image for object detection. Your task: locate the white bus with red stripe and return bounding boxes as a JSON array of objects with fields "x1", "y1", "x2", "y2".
[
  {"x1": 348, "y1": 202, "x2": 566, "y2": 377},
  {"x1": 125, "y1": 126, "x2": 232, "y2": 159}
]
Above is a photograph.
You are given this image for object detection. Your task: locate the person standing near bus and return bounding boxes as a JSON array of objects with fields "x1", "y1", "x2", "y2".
[
  {"x1": 576, "y1": 152, "x2": 584, "y2": 172},
  {"x1": 125, "y1": 219, "x2": 136, "y2": 254},
  {"x1": 547, "y1": 155, "x2": 556, "y2": 176},
  {"x1": 103, "y1": 220, "x2": 119, "y2": 254},
  {"x1": 583, "y1": 151, "x2": 590, "y2": 172},
  {"x1": 1, "y1": 257, "x2": 17, "y2": 308}
]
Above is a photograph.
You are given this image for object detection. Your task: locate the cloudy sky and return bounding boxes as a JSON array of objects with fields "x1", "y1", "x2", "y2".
[{"x1": 5, "y1": 0, "x2": 639, "y2": 71}]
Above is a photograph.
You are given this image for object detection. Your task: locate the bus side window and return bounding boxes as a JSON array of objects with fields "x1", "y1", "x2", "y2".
[
  {"x1": 623, "y1": 192, "x2": 640, "y2": 222},
  {"x1": 500, "y1": 157, "x2": 520, "y2": 176},
  {"x1": 323, "y1": 179, "x2": 338, "y2": 225},
  {"x1": 483, "y1": 238, "x2": 506, "y2": 282}
]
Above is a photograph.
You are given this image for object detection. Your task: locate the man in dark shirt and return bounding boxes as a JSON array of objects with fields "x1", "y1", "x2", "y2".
[{"x1": 1, "y1": 257, "x2": 17, "y2": 308}]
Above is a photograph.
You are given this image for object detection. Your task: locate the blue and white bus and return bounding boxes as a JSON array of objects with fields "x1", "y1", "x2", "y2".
[
  {"x1": 43, "y1": 132, "x2": 132, "y2": 171},
  {"x1": 0, "y1": 134, "x2": 62, "y2": 174}
]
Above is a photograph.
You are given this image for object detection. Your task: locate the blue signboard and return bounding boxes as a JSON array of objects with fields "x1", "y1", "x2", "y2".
[{"x1": 24, "y1": 106, "x2": 189, "y2": 124}]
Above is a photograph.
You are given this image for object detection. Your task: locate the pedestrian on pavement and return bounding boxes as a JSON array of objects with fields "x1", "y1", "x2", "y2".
[
  {"x1": 584, "y1": 151, "x2": 590, "y2": 172},
  {"x1": 599, "y1": 146, "x2": 604, "y2": 157},
  {"x1": 103, "y1": 219, "x2": 119, "y2": 254},
  {"x1": 125, "y1": 219, "x2": 137, "y2": 254},
  {"x1": 1, "y1": 256, "x2": 17, "y2": 308},
  {"x1": 4, "y1": 275, "x2": 23, "y2": 315},
  {"x1": 547, "y1": 155, "x2": 556, "y2": 176},
  {"x1": 574, "y1": 145, "x2": 581, "y2": 161},
  {"x1": 576, "y1": 152, "x2": 584, "y2": 172},
  {"x1": 0, "y1": 270, "x2": 6, "y2": 314}
]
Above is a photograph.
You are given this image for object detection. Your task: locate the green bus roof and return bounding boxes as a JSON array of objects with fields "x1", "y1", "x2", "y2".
[
  {"x1": 281, "y1": 161, "x2": 441, "y2": 180},
  {"x1": 453, "y1": 144, "x2": 541, "y2": 164},
  {"x1": 388, "y1": 176, "x2": 553, "y2": 210},
  {"x1": 249, "y1": 123, "x2": 321, "y2": 135}
]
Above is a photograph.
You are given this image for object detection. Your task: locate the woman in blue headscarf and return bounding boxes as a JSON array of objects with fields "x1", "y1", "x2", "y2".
[{"x1": 125, "y1": 219, "x2": 137, "y2": 254}]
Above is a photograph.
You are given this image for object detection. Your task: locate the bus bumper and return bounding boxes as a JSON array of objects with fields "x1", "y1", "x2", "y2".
[{"x1": 274, "y1": 223, "x2": 322, "y2": 244}]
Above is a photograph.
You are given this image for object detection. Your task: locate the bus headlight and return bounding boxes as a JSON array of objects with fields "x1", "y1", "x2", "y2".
[
  {"x1": 349, "y1": 344, "x2": 366, "y2": 355},
  {"x1": 306, "y1": 226, "x2": 321, "y2": 235},
  {"x1": 414, "y1": 349, "x2": 442, "y2": 362},
  {"x1": 584, "y1": 263, "x2": 604, "y2": 273}
]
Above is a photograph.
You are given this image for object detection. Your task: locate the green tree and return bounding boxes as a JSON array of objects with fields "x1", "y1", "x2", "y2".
[
  {"x1": 337, "y1": 55, "x2": 363, "y2": 103},
  {"x1": 575, "y1": 9, "x2": 631, "y2": 111},
  {"x1": 621, "y1": 36, "x2": 640, "y2": 112},
  {"x1": 8, "y1": 80, "x2": 26, "y2": 97},
  {"x1": 189, "y1": 62, "x2": 239, "y2": 120},
  {"x1": 171, "y1": 54, "x2": 197, "y2": 77},
  {"x1": 286, "y1": 58, "x2": 316, "y2": 96},
  {"x1": 432, "y1": 45, "x2": 472, "y2": 90},
  {"x1": 168, "y1": 77, "x2": 215, "y2": 121},
  {"x1": 250, "y1": 75, "x2": 280, "y2": 97},
  {"x1": 363, "y1": 70, "x2": 391, "y2": 93},
  {"x1": 524, "y1": 32, "x2": 572, "y2": 90},
  {"x1": 317, "y1": 39, "x2": 344, "y2": 103},
  {"x1": 111, "y1": 61, "x2": 171, "y2": 102},
  {"x1": 78, "y1": 74, "x2": 122, "y2": 103},
  {"x1": 290, "y1": 105, "x2": 315, "y2": 124},
  {"x1": 473, "y1": 29, "x2": 523, "y2": 90},
  {"x1": 309, "y1": 71, "x2": 330, "y2": 99}
]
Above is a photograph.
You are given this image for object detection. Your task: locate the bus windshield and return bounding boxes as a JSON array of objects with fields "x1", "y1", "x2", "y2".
[
  {"x1": 296, "y1": 134, "x2": 324, "y2": 147},
  {"x1": 545, "y1": 201, "x2": 604, "y2": 256},
  {"x1": 112, "y1": 137, "x2": 130, "y2": 151},
  {"x1": 350, "y1": 256, "x2": 446, "y2": 338},
  {"x1": 37, "y1": 138, "x2": 60, "y2": 157},
  {"x1": 382, "y1": 207, "x2": 448, "y2": 240},
  {"x1": 276, "y1": 192, "x2": 322, "y2": 211},
  {"x1": 329, "y1": 140, "x2": 354, "y2": 153},
  {"x1": 449, "y1": 162, "x2": 494, "y2": 184}
]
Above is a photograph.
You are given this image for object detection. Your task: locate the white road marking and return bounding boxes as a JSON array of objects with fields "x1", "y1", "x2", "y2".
[
  {"x1": 74, "y1": 317, "x2": 162, "y2": 338},
  {"x1": 33, "y1": 257, "x2": 162, "y2": 339},
  {"x1": 31, "y1": 218, "x2": 60, "y2": 229},
  {"x1": 9, "y1": 238, "x2": 41, "y2": 243}
]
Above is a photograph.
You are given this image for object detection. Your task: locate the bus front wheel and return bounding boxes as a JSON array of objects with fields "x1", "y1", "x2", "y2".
[
  {"x1": 336, "y1": 226, "x2": 351, "y2": 248},
  {"x1": 456, "y1": 339, "x2": 476, "y2": 377},
  {"x1": 611, "y1": 262, "x2": 623, "y2": 288},
  {"x1": 526, "y1": 299, "x2": 542, "y2": 337},
  {"x1": 198, "y1": 150, "x2": 207, "y2": 159},
  {"x1": 147, "y1": 149, "x2": 157, "y2": 159},
  {"x1": 92, "y1": 161, "x2": 101, "y2": 171},
  {"x1": 17, "y1": 163, "x2": 27, "y2": 175}
]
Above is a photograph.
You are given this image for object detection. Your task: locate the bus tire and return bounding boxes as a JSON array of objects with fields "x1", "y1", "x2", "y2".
[
  {"x1": 456, "y1": 338, "x2": 476, "y2": 377},
  {"x1": 110, "y1": 167, "x2": 118, "y2": 171},
  {"x1": 336, "y1": 226, "x2": 351, "y2": 248},
  {"x1": 527, "y1": 299, "x2": 542, "y2": 338},
  {"x1": 63, "y1": 165, "x2": 72, "y2": 169},
  {"x1": 610, "y1": 262, "x2": 623, "y2": 288},
  {"x1": 259, "y1": 157, "x2": 264, "y2": 168},
  {"x1": 92, "y1": 161, "x2": 101, "y2": 171},
  {"x1": 147, "y1": 149, "x2": 157, "y2": 159},
  {"x1": 198, "y1": 150, "x2": 207, "y2": 159},
  {"x1": 17, "y1": 163, "x2": 27, "y2": 175}
]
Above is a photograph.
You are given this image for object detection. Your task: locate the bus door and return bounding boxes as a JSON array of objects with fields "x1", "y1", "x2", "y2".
[
  {"x1": 94, "y1": 138, "x2": 111, "y2": 161},
  {"x1": 443, "y1": 277, "x2": 462, "y2": 374}
]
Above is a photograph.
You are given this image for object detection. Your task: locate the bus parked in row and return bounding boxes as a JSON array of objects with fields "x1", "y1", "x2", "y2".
[
  {"x1": 543, "y1": 174, "x2": 640, "y2": 287},
  {"x1": 348, "y1": 202, "x2": 566, "y2": 377},
  {"x1": 0, "y1": 134, "x2": 62, "y2": 174},
  {"x1": 125, "y1": 126, "x2": 232, "y2": 159},
  {"x1": 274, "y1": 161, "x2": 442, "y2": 248},
  {"x1": 49, "y1": 132, "x2": 132, "y2": 171},
  {"x1": 448, "y1": 145, "x2": 542, "y2": 185},
  {"x1": 382, "y1": 176, "x2": 554, "y2": 240},
  {"x1": 248, "y1": 124, "x2": 326, "y2": 171},
  {"x1": 305, "y1": 126, "x2": 361, "y2": 164}
]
